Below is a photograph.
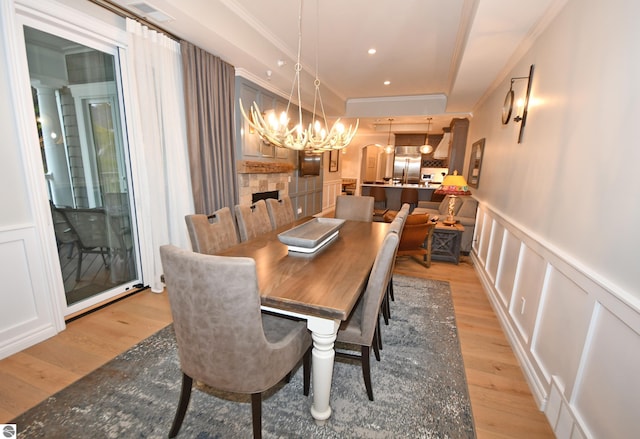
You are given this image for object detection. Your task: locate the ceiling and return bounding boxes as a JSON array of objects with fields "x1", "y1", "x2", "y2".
[{"x1": 109, "y1": 0, "x2": 566, "y2": 135}]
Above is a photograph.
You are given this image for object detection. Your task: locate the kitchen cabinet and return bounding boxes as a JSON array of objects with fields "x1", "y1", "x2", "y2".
[{"x1": 447, "y1": 118, "x2": 469, "y2": 175}]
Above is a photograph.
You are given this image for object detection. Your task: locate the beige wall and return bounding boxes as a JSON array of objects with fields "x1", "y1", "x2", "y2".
[
  {"x1": 467, "y1": 0, "x2": 640, "y2": 436},
  {"x1": 468, "y1": 0, "x2": 639, "y2": 301}
]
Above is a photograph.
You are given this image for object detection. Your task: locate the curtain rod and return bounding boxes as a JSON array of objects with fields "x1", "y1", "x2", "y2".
[{"x1": 88, "y1": 0, "x2": 180, "y2": 41}]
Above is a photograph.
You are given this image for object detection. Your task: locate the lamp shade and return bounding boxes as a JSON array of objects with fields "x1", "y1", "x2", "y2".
[{"x1": 434, "y1": 170, "x2": 471, "y2": 195}]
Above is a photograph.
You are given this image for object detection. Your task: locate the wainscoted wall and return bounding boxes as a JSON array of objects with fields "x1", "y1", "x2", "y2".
[
  {"x1": 322, "y1": 179, "x2": 342, "y2": 213},
  {"x1": 472, "y1": 203, "x2": 640, "y2": 439},
  {"x1": 0, "y1": 225, "x2": 59, "y2": 358}
]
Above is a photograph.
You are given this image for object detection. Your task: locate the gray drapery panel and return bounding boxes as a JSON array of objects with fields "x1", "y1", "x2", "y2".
[{"x1": 181, "y1": 41, "x2": 238, "y2": 214}]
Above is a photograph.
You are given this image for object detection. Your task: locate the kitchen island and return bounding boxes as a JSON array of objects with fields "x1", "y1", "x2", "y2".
[{"x1": 361, "y1": 183, "x2": 441, "y2": 210}]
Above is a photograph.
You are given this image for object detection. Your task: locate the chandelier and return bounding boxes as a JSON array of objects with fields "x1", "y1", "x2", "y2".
[
  {"x1": 239, "y1": 0, "x2": 358, "y2": 152},
  {"x1": 420, "y1": 117, "x2": 434, "y2": 154}
]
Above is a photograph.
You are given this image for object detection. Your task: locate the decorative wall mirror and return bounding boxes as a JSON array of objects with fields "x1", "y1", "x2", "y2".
[{"x1": 467, "y1": 138, "x2": 485, "y2": 188}]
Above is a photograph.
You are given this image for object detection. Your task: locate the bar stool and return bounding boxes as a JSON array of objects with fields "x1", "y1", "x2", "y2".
[
  {"x1": 369, "y1": 186, "x2": 387, "y2": 210},
  {"x1": 400, "y1": 188, "x2": 419, "y2": 212}
]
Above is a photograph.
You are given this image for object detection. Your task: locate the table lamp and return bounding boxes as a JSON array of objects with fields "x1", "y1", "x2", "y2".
[{"x1": 434, "y1": 170, "x2": 471, "y2": 225}]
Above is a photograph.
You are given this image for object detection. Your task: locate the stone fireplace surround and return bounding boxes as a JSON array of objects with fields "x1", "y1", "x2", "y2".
[{"x1": 237, "y1": 160, "x2": 294, "y2": 206}]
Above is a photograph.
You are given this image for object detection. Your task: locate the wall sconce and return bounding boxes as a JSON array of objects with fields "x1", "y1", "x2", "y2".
[{"x1": 502, "y1": 64, "x2": 534, "y2": 143}]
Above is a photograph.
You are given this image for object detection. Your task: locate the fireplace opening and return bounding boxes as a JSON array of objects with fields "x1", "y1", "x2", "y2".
[{"x1": 252, "y1": 190, "x2": 279, "y2": 203}]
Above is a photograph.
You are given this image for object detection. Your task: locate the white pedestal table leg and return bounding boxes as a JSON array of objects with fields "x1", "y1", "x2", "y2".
[{"x1": 306, "y1": 316, "x2": 340, "y2": 424}]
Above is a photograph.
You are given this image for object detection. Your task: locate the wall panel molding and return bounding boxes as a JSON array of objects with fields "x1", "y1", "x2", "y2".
[
  {"x1": 471, "y1": 202, "x2": 640, "y2": 438},
  {"x1": 0, "y1": 226, "x2": 58, "y2": 359}
]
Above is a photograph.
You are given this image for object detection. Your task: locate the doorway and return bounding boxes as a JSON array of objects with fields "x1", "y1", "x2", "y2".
[{"x1": 24, "y1": 26, "x2": 141, "y2": 313}]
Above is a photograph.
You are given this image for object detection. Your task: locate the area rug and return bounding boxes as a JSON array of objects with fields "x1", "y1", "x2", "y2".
[{"x1": 11, "y1": 274, "x2": 475, "y2": 438}]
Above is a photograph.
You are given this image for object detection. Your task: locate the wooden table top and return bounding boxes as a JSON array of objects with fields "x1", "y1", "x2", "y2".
[{"x1": 218, "y1": 218, "x2": 390, "y2": 321}]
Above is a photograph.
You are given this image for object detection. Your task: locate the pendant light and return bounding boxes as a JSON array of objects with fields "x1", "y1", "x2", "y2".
[
  {"x1": 384, "y1": 118, "x2": 394, "y2": 154},
  {"x1": 420, "y1": 117, "x2": 434, "y2": 154}
]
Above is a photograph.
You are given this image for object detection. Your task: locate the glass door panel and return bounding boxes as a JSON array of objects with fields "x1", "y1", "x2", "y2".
[{"x1": 24, "y1": 26, "x2": 139, "y2": 311}]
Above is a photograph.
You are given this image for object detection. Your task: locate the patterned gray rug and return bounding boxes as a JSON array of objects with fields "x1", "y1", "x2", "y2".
[{"x1": 12, "y1": 275, "x2": 475, "y2": 438}]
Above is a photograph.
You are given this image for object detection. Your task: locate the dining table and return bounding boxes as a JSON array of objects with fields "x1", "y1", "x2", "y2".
[{"x1": 217, "y1": 217, "x2": 390, "y2": 423}]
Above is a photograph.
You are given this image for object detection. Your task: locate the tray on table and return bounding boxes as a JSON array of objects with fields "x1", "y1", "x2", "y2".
[{"x1": 278, "y1": 218, "x2": 346, "y2": 253}]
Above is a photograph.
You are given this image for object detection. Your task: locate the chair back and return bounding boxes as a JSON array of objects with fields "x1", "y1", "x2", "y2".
[
  {"x1": 265, "y1": 196, "x2": 296, "y2": 229},
  {"x1": 400, "y1": 188, "x2": 419, "y2": 204},
  {"x1": 335, "y1": 195, "x2": 374, "y2": 222},
  {"x1": 397, "y1": 213, "x2": 433, "y2": 254},
  {"x1": 160, "y1": 245, "x2": 295, "y2": 393},
  {"x1": 234, "y1": 199, "x2": 272, "y2": 242},
  {"x1": 50, "y1": 202, "x2": 78, "y2": 245},
  {"x1": 185, "y1": 207, "x2": 238, "y2": 254},
  {"x1": 357, "y1": 232, "x2": 399, "y2": 341},
  {"x1": 388, "y1": 216, "x2": 404, "y2": 235},
  {"x1": 398, "y1": 203, "x2": 411, "y2": 217},
  {"x1": 369, "y1": 186, "x2": 387, "y2": 209},
  {"x1": 59, "y1": 207, "x2": 127, "y2": 250}
]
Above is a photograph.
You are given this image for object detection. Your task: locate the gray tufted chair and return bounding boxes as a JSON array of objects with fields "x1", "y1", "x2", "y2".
[
  {"x1": 235, "y1": 199, "x2": 273, "y2": 242},
  {"x1": 185, "y1": 207, "x2": 239, "y2": 255},
  {"x1": 383, "y1": 203, "x2": 410, "y2": 323},
  {"x1": 265, "y1": 196, "x2": 296, "y2": 229},
  {"x1": 335, "y1": 231, "x2": 399, "y2": 401},
  {"x1": 159, "y1": 245, "x2": 312, "y2": 438},
  {"x1": 334, "y1": 195, "x2": 375, "y2": 222}
]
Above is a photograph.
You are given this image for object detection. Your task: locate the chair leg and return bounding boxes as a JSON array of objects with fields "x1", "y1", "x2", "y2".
[
  {"x1": 381, "y1": 293, "x2": 390, "y2": 325},
  {"x1": 373, "y1": 323, "x2": 381, "y2": 360},
  {"x1": 386, "y1": 288, "x2": 391, "y2": 320},
  {"x1": 76, "y1": 249, "x2": 83, "y2": 281},
  {"x1": 376, "y1": 316, "x2": 383, "y2": 353},
  {"x1": 284, "y1": 371, "x2": 292, "y2": 383},
  {"x1": 361, "y1": 345, "x2": 374, "y2": 401},
  {"x1": 169, "y1": 373, "x2": 193, "y2": 438},
  {"x1": 388, "y1": 276, "x2": 395, "y2": 301},
  {"x1": 251, "y1": 393, "x2": 262, "y2": 439},
  {"x1": 303, "y1": 347, "x2": 311, "y2": 396}
]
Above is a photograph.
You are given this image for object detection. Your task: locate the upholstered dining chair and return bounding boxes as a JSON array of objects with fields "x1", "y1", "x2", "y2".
[
  {"x1": 334, "y1": 195, "x2": 374, "y2": 222},
  {"x1": 159, "y1": 245, "x2": 312, "y2": 439},
  {"x1": 265, "y1": 195, "x2": 296, "y2": 229},
  {"x1": 385, "y1": 203, "x2": 411, "y2": 310},
  {"x1": 235, "y1": 199, "x2": 272, "y2": 242},
  {"x1": 383, "y1": 204, "x2": 410, "y2": 323},
  {"x1": 335, "y1": 231, "x2": 399, "y2": 401},
  {"x1": 185, "y1": 206, "x2": 239, "y2": 255}
]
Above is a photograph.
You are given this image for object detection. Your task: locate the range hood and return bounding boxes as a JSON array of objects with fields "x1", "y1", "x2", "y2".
[
  {"x1": 394, "y1": 145, "x2": 421, "y2": 157},
  {"x1": 433, "y1": 132, "x2": 451, "y2": 159}
]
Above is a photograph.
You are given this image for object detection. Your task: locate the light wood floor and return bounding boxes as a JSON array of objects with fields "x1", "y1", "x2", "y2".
[{"x1": 0, "y1": 255, "x2": 554, "y2": 438}]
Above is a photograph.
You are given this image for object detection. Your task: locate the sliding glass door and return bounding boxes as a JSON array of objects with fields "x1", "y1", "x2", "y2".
[{"x1": 24, "y1": 26, "x2": 140, "y2": 313}]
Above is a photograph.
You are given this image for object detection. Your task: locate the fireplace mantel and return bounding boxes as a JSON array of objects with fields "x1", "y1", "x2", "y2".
[{"x1": 237, "y1": 160, "x2": 295, "y2": 174}]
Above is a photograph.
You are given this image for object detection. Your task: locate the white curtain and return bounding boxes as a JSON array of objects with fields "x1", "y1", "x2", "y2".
[{"x1": 125, "y1": 18, "x2": 194, "y2": 292}]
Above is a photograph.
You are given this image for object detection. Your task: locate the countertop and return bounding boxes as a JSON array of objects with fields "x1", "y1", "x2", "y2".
[{"x1": 361, "y1": 183, "x2": 441, "y2": 190}]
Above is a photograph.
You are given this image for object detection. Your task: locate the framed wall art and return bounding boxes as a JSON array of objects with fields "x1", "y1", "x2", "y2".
[
  {"x1": 467, "y1": 138, "x2": 485, "y2": 188},
  {"x1": 329, "y1": 149, "x2": 339, "y2": 172}
]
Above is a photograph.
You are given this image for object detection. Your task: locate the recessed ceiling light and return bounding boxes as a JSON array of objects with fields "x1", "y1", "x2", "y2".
[
  {"x1": 383, "y1": 80, "x2": 391, "y2": 86},
  {"x1": 368, "y1": 48, "x2": 376, "y2": 55}
]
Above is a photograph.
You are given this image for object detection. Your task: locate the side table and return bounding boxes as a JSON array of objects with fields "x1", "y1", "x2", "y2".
[{"x1": 430, "y1": 222, "x2": 465, "y2": 264}]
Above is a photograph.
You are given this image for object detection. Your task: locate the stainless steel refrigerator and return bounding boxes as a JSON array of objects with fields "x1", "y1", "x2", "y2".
[{"x1": 393, "y1": 146, "x2": 421, "y2": 184}]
